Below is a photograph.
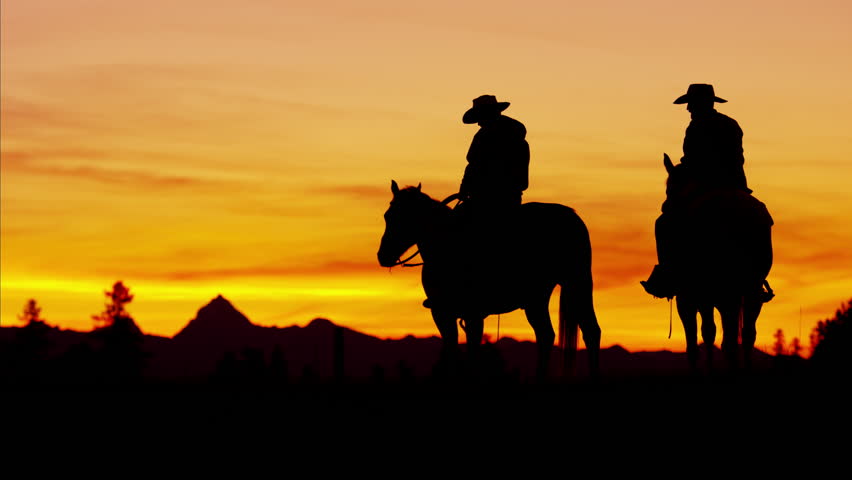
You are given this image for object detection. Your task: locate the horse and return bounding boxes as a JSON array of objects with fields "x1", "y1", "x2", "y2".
[
  {"x1": 377, "y1": 180, "x2": 601, "y2": 382},
  {"x1": 656, "y1": 153, "x2": 774, "y2": 372}
]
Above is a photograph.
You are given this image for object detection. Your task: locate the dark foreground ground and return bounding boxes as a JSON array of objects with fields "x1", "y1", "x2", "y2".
[
  {"x1": 2, "y1": 369, "x2": 848, "y2": 476},
  {"x1": 4, "y1": 368, "x2": 845, "y2": 436}
]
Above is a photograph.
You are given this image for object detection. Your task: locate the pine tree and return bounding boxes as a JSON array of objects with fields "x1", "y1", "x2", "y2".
[
  {"x1": 92, "y1": 281, "x2": 135, "y2": 329},
  {"x1": 17, "y1": 299, "x2": 46, "y2": 326},
  {"x1": 772, "y1": 328, "x2": 786, "y2": 356},
  {"x1": 810, "y1": 298, "x2": 852, "y2": 371},
  {"x1": 12, "y1": 298, "x2": 52, "y2": 379},
  {"x1": 789, "y1": 337, "x2": 802, "y2": 357},
  {"x1": 91, "y1": 281, "x2": 145, "y2": 382}
]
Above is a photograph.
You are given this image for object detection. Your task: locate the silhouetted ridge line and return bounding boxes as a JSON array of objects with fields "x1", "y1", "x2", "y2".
[{"x1": 1, "y1": 294, "x2": 789, "y2": 388}]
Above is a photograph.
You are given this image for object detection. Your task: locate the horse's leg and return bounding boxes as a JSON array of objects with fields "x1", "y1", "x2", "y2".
[
  {"x1": 524, "y1": 295, "x2": 556, "y2": 382},
  {"x1": 675, "y1": 295, "x2": 700, "y2": 372},
  {"x1": 431, "y1": 308, "x2": 460, "y2": 379},
  {"x1": 717, "y1": 299, "x2": 742, "y2": 372},
  {"x1": 575, "y1": 294, "x2": 601, "y2": 380},
  {"x1": 699, "y1": 304, "x2": 716, "y2": 371},
  {"x1": 460, "y1": 314, "x2": 485, "y2": 380},
  {"x1": 741, "y1": 293, "x2": 764, "y2": 371}
]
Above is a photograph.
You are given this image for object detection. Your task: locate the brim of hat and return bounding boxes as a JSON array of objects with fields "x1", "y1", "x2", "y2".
[
  {"x1": 462, "y1": 102, "x2": 510, "y2": 124},
  {"x1": 674, "y1": 94, "x2": 727, "y2": 104}
]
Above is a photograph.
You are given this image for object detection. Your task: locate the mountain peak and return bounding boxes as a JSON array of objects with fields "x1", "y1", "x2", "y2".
[
  {"x1": 307, "y1": 317, "x2": 336, "y2": 329},
  {"x1": 210, "y1": 293, "x2": 228, "y2": 304},
  {"x1": 173, "y1": 295, "x2": 254, "y2": 340},
  {"x1": 606, "y1": 344, "x2": 630, "y2": 355}
]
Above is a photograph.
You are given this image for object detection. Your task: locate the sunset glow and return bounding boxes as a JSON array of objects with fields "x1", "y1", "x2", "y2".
[{"x1": 3, "y1": 0, "x2": 851, "y2": 354}]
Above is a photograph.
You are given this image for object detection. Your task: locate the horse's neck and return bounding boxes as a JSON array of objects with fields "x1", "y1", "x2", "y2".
[
  {"x1": 667, "y1": 187, "x2": 717, "y2": 215},
  {"x1": 415, "y1": 204, "x2": 454, "y2": 263}
]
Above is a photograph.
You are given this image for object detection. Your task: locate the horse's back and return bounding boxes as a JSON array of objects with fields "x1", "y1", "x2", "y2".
[
  {"x1": 517, "y1": 201, "x2": 592, "y2": 267},
  {"x1": 520, "y1": 202, "x2": 588, "y2": 239},
  {"x1": 703, "y1": 190, "x2": 773, "y2": 230},
  {"x1": 521, "y1": 201, "x2": 583, "y2": 225},
  {"x1": 683, "y1": 189, "x2": 773, "y2": 292}
]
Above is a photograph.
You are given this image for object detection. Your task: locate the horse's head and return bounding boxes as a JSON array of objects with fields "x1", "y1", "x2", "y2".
[
  {"x1": 377, "y1": 180, "x2": 435, "y2": 267},
  {"x1": 663, "y1": 153, "x2": 699, "y2": 207}
]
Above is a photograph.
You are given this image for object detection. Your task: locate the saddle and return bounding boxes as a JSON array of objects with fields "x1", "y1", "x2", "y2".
[
  {"x1": 643, "y1": 187, "x2": 774, "y2": 301},
  {"x1": 686, "y1": 187, "x2": 773, "y2": 230},
  {"x1": 423, "y1": 201, "x2": 524, "y2": 313}
]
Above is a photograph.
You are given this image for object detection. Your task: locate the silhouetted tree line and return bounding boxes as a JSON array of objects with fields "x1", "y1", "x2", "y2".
[
  {"x1": 208, "y1": 328, "x2": 429, "y2": 387},
  {"x1": 3, "y1": 285, "x2": 851, "y2": 387},
  {"x1": 808, "y1": 298, "x2": 852, "y2": 373},
  {"x1": 1, "y1": 281, "x2": 148, "y2": 386},
  {"x1": 2, "y1": 284, "x2": 428, "y2": 388}
]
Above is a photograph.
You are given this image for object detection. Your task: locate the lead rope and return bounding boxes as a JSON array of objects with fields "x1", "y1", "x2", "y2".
[
  {"x1": 738, "y1": 295, "x2": 744, "y2": 345},
  {"x1": 668, "y1": 298, "x2": 673, "y2": 339},
  {"x1": 497, "y1": 314, "x2": 501, "y2": 341}
]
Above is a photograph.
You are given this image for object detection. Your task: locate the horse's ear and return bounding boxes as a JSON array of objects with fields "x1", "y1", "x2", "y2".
[
  {"x1": 391, "y1": 180, "x2": 399, "y2": 195},
  {"x1": 416, "y1": 182, "x2": 421, "y2": 191},
  {"x1": 663, "y1": 153, "x2": 674, "y2": 173}
]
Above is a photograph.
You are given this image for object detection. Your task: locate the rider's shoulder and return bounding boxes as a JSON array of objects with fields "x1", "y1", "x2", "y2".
[
  {"x1": 711, "y1": 110, "x2": 742, "y2": 129},
  {"x1": 495, "y1": 115, "x2": 527, "y2": 136}
]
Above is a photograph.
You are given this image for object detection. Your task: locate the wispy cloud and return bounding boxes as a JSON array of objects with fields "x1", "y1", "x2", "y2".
[
  {"x1": 111, "y1": 260, "x2": 382, "y2": 282},
  {"x1": 0, "y1": 98, "x2": 91, "y2": 131},
  {"x1": 307, "y1": 184, "x2": 395, "y2": 203},
  {"x1": 3, "y1": 155, "x2": 238, "y2": 192}
]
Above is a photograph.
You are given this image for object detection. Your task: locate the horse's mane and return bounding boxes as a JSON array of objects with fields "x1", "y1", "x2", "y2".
[
  {"x1": 666, "y1": 161, "x2": 694, "y2": 188},
  {"x1": 395, "y1": 186, "x2": 452, "y2": 214},
  {"x1": 664, "y1": 161, "x2": 703, "y2": 213}
]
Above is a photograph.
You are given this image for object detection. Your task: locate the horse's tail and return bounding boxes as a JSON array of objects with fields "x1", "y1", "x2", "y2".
[
  {"x1": 559, "y1": 215, "x2": 601, "y2": 376},
  {"x1": 557, "y1": 286, "x2": 579, "y2": 377}
]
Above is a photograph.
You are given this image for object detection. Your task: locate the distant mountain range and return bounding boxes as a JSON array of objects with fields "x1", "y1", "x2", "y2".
[{"x1": 1, "y1": 294, "x2": 778, "y2": 384}]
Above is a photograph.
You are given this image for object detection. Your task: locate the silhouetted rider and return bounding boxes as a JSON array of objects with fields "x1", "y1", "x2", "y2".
[
  {"x1": 677, "y1": 84, "x2": 750, "y2": 194},
  {"x1": 643, "y1": 84, "x2": 753, "y2": 299},
  {"x1": 456, "y1": 94, "x2": 530, "y2": 225},
  {"x1": 422, "y1": 95, "x2": 529, "y2": 310}
]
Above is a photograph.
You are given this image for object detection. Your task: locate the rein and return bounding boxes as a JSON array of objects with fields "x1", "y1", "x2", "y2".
[
  {"x1": 392, "y1": 249, "x2": 424, "y2": 268},
  {"x1": 389, "y1": 192, "x2": 462, "y2": 268},
  {"x1": 667, "y1": 298, "x2": 673, "y2": 339}
]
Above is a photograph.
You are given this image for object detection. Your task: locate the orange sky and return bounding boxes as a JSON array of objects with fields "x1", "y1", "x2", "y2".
[{"x1": 2, "y1": 0, "x2": 851, "y2": 354}]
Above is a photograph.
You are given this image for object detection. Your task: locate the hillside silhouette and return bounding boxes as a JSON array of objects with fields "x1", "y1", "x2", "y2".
[
  {"x1": 4, "y1": 294, "x2": 849, "y2": 453},
  {"x1": 2, "y1": 294, "x2": 792, "y2": 388}
]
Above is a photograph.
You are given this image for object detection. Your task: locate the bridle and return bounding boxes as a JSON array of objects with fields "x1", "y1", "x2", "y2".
[
  {"x1": 388, "y1": 192, "x2": 462, "y2": 268},
  {"x1": 390, "y1": 249, "x2": 424, "y2": 268}
]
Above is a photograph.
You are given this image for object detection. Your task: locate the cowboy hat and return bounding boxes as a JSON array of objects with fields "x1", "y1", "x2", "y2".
[
  {"x1": 463, "y1": 94, "x2": 510, "y2": 124},
  {"x1": 673, "y1": 84, "x2": 727, "y2": 104}
]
